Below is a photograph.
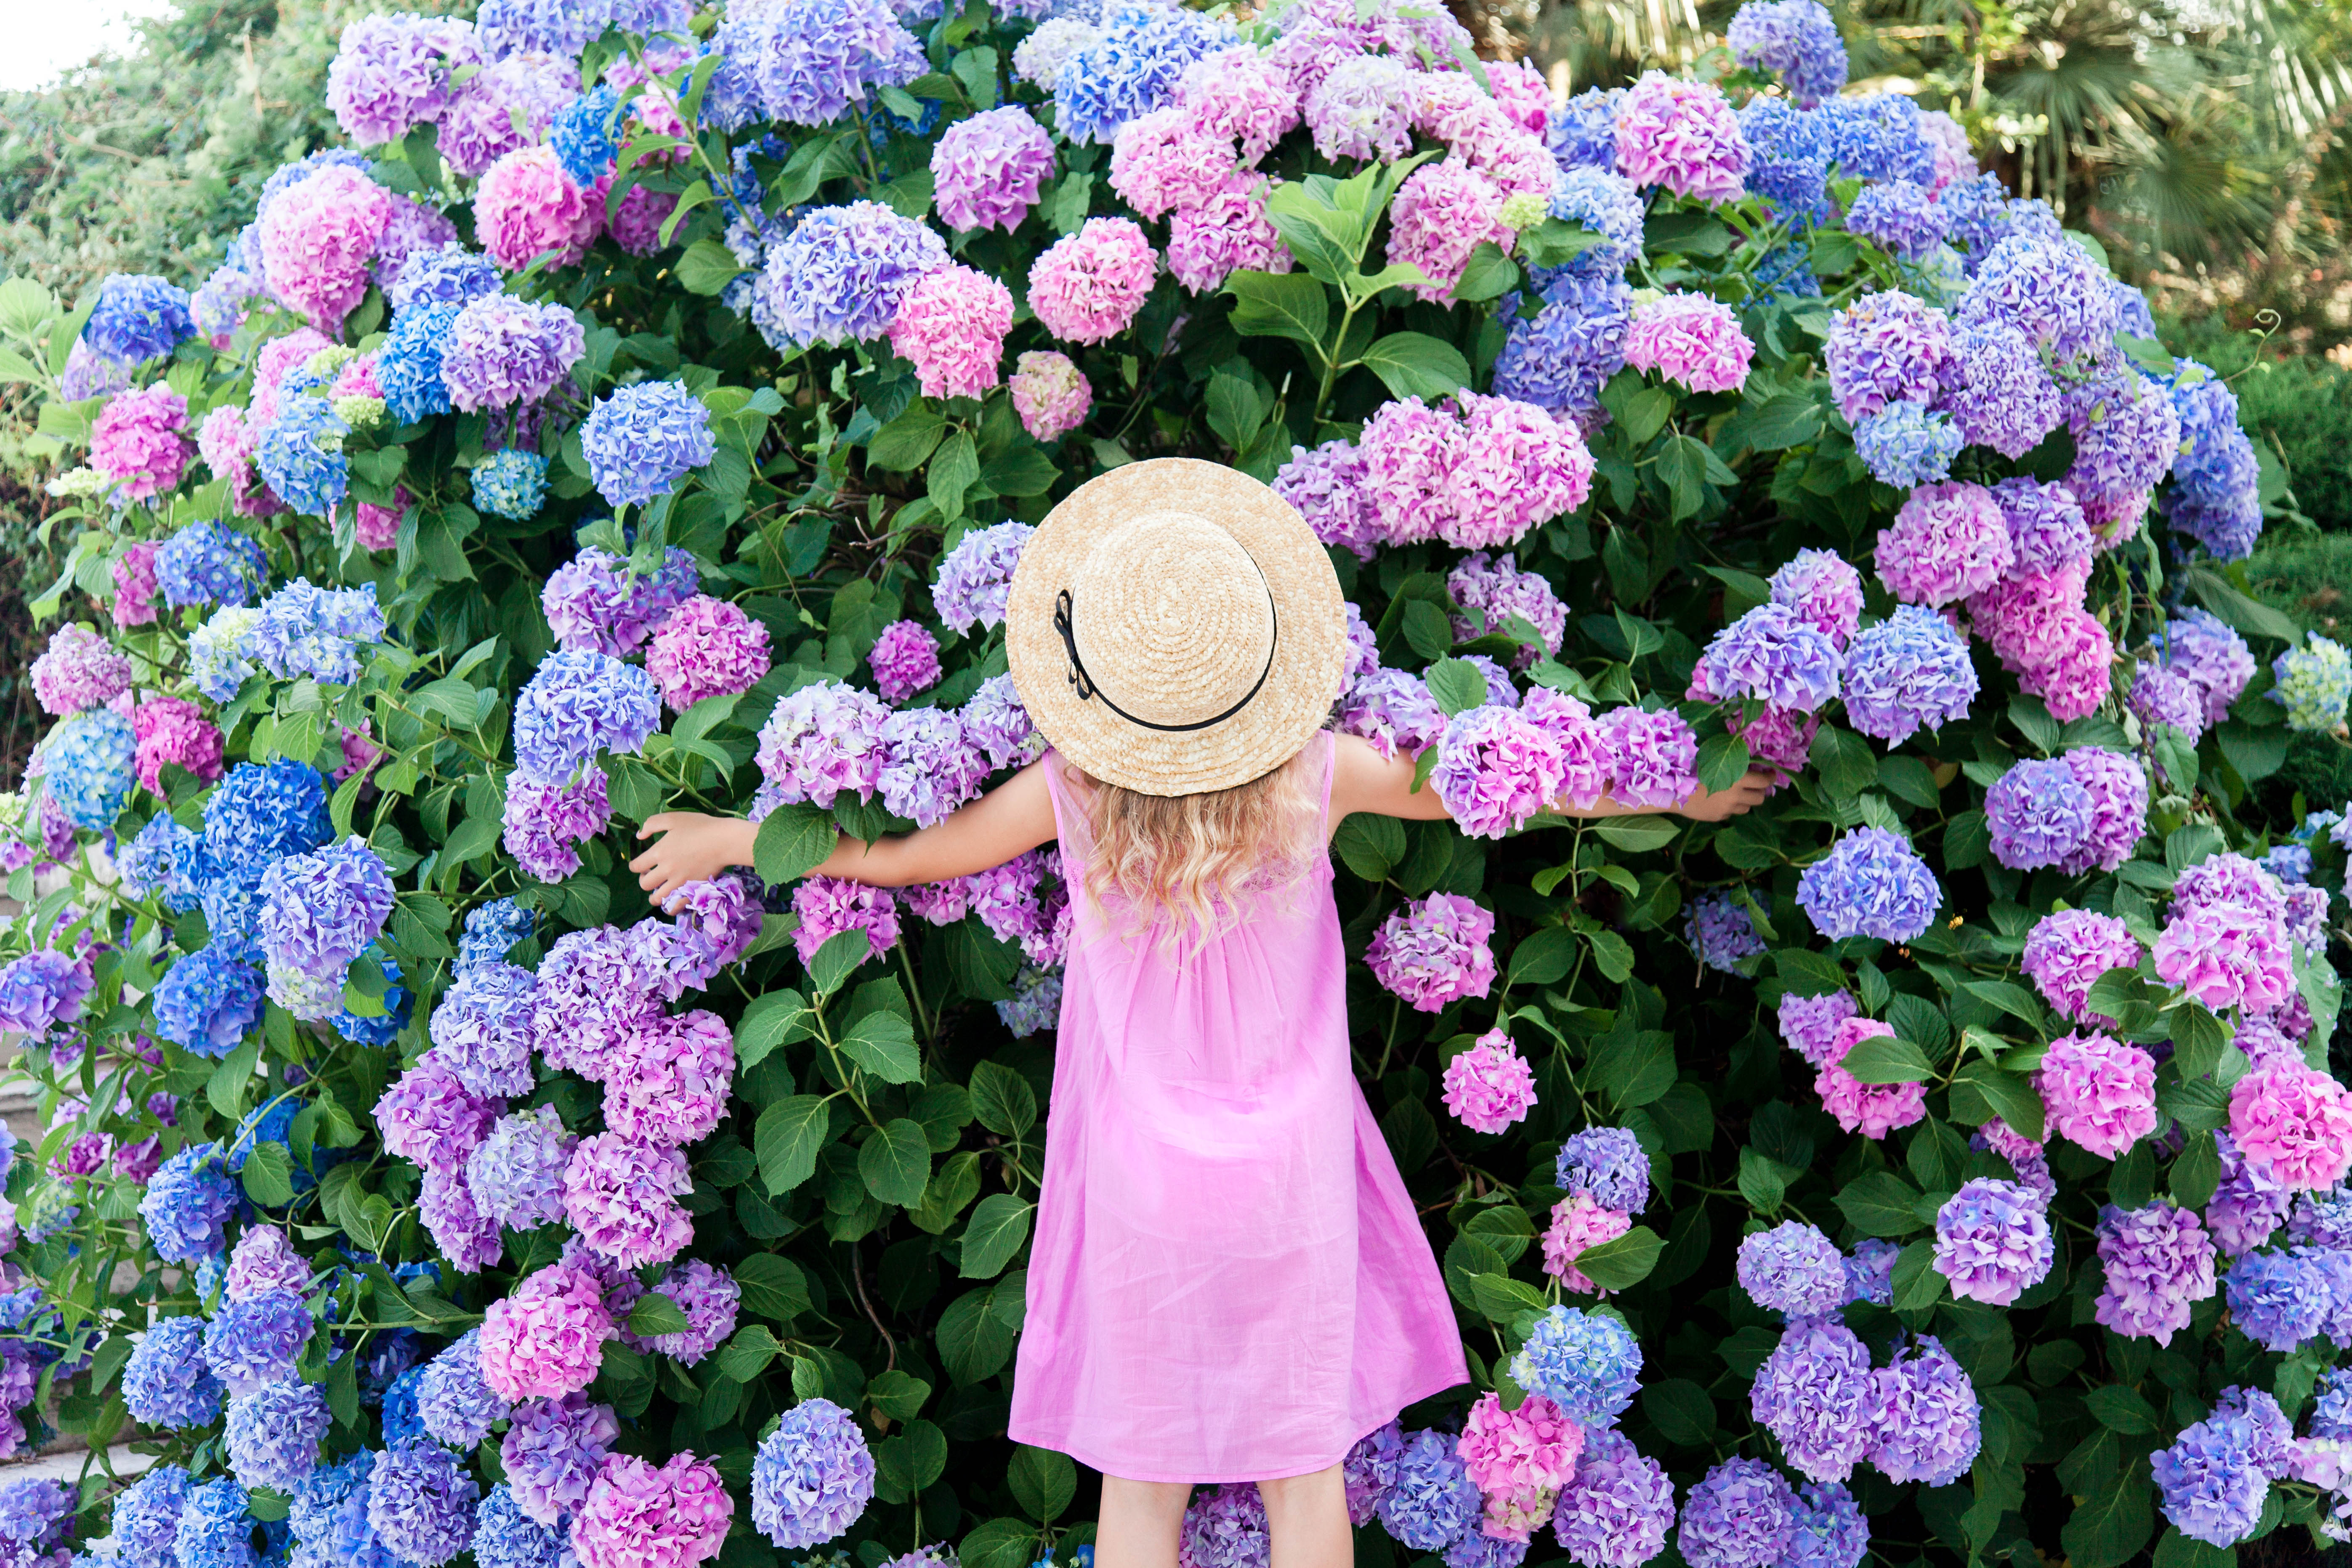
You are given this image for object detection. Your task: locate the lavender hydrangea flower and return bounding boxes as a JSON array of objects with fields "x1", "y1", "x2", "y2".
[
  {"x1": 225, "y1": 1379, "x2": 331, "y2": 1489},
  {"x1": 365, "y1": 1443, "x2": 478, "y2": 1565},
  {"x1": 932, "y1": 520, "x2": 1034, "y2": 635},
  {"x1": 141, "y1": 1143, "x2": 239, "y2": 1262},
  {"x1": 123, "y1": 1317, "x2": 224, "y2": 1428},
  {"x1": 470, "y1": 1487, "x2": 564, "y2": 1568},
  {"x1": 2154, "y1": 1409, "x2": 2272, "y2": 1548},
  {"x1": 469, "y1": 1106, "x2": 576, "y2": 1231},
  {"x1": 753, "y1": 202, "x2": 946, "y2": 349},
  {"x1": 749, "y1": 1397, "x2": 874, "y2": 1548},
  {"x1": 1555, "y1": 1127, "x2": 1649, "y2": 1212},
  {"x1": 1864, "y1": 1337, "x2": 1980, "y2": 1485},
  {"x1": 205, "y1": 1289, "x2": 314, "y2": 1396},
  {"x1": 513, "y1": 650, "x2": 661, "y2": 784},
  {"x1": 1550, "y1": 1428, "x2": 1674, "y2": 1568},
  {"x1": 1933, "y1": 1177, "x2": 2053, "y2": 1305},
  {"x1": 429, "y1": 961, "x2": 539, "y2": 1098},
  {"x1": 1796, "y1": 828, "x2": 1942, "y2": 942},
  {"x1": 2224, "y1": 1249, "x2": 2331, "y2": 1352},
  {"x1": 1737, "y1": 1221, "x2": 1848, "y2": 1317},
  {"x1": 1725, "y1": 0, "x2": 1847, "y2": 105},
  {"x1": 1751, "y1": 1316, "x2": 1872, "y2": 1483},
  {"x1": 580, "y1": 381, "x2": 717, "y2": 510},
  {"x1": 417, "y1": 1331, "x2": 511, "y2": 1449},
  {"x1": 1782, "y1": 1483, "x2": 1868, "y2": 1568},
  {"x1": 112, "y1": 1464, "x2": 194, "y2": 1568},
  {"x1": 1677, "y1": 1457, "x2": 1794, "y2": 1568},
  {"x1": 1377, "y1": 1428, "x2": 1480, "y2": 1551},
  {"x1": 1838, "y1": 605, "x2": 1977, "y2": 744},
  {"x1": 439, "y1": 295, "x2": 584, "y2": 412},
  {"x1": 1695, "y1": 603, "x2": 1843, "y2": 712},
  {"x1": 1853, "y1": 399, "x2": 1961, "y2": 487}
]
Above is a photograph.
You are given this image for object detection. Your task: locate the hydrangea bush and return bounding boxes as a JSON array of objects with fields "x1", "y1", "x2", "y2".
[{"x1": 0, "y1": 0, "x2": 2333, "y2": 1565}]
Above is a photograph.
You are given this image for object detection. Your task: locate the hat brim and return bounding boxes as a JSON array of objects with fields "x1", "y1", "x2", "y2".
[{"x1": 1006, "y1": 457, "x2": 1346, "y2": 797}]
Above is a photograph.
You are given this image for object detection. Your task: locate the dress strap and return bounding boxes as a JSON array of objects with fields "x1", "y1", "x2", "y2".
[{"x1": 1316, "y1": 728, "x2": 1337, "y2": 837}]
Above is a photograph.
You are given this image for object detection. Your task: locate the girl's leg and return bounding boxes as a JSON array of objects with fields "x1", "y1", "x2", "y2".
[
  {"x1": 1095, "y1": 1477, "x2": 1190, "y2": 1568},
  {"x1": 1257, "y1": 1465, "x2": 1351, "y2": 1568}
]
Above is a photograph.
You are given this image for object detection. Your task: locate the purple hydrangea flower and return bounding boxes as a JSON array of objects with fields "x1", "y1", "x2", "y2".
[
  {"x1": 1677, "y1": 1457, "x2": 1794, "y2": 1568},
  {"x1": 1751, "y1": 1316, "x2": 1872, "y2": 1483},
  {"x1": 1852, "y1": 399, "x2": 1961, "y2": 488},
  {"x1": 933, "y1": 521, "x2": 1034, "y2": 635},
  {"x1": 439, "y1": 295, "x2": 584, "y2": 412},
  {"x1": 579, "y1": 381, "x2": 717, "y2": 510},
  {"x1": 1737, "y1": 1221, "x2": 1848, "y2": 1317},
  {"x1": 1366, "y1": 893, "x2": 1496, "y2": 1012},
  {"x1": 749, "y1": 1396, "x2": 874, "y2": 1548},
  {"x1": 1550, "y1": 1428, "x2": 1674, "y2": 1568},
  {"x1": 2154, "y1": 1409, "x2": 2271, "y2": 1548},
  {"x1": 1686, "y1": 890, "x2": 1766, "y2": 973},
  {"x1": 753, "y1": 202, "x2": 946, "y2": 349},
  {"x1": 512, "y1": 650, "x2": 660, "y2": 784},
  {"x1": 1726, "y1": 0, "x2": 1847, "y2": 105},
  {"x1": 141, "y1": 1143, "x2": 239, "y2": 1262},
  {"x1": 1933, "y1": 1177, "x2": 2053, "y2": 1305},
  {"x1": 1864, "y1": 1337, "x2": 1981, "y2": 1485},
  {"x1": 1782, "y1": 1483, "x2": 1868, "y2": 1568},
  {"x1": 418, "y1": 1330, "x2": 511, "y2": 1449},
  {"x1": 1695, "y1": 603, "x2": 1843, "y2": 712},
  {"x1": 365, "y1": 1443, "x2": 478, "y2": 1565},
  {"x1": 1844, "y1": 1238, "x2": 1898, "y2": 1306},
  {"x1": 469, "y1": 1106, "x2": 576, "y2": 1232},
  {"x1": 225, "y1": 1379, "x2": 332, "y2": 1489},
  {"x1": 1839, "y1": 604, "x2": 1977, "y2": 744},
  {"x1": 1377, "y1": 1428, "x2": 1480, "y2": 1551},
  {"x1": 1796, "y1": 828, "x2": 1942, "y2": 942}
]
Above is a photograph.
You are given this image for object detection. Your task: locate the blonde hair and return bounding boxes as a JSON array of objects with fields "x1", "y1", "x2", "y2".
[{"x1": 1074, "y1": 742, "x2": 1320, "y2": 945}]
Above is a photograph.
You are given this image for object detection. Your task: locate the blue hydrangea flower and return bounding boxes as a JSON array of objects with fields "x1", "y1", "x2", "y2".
[
  {"x1": 1847, "y1": 178, "x2": 1949, "y2": 261},
  {"x1": 1985, "y1": 757, "x2": 2094, "y2": 871},
  {"x1": 1700, "y1": 602, "x2": 1843, "y2": 711},
  {"x1": 1377, "y1": 1428, "x2": 1480, "y2": 1551},
  {"x1": 151, "y1": 945, "x2": 267, "y2": 1057},
  {"x1": 381, "y1": 1364, "x2": 429, "y2": 1451},
  {"x1": 1687, "y1": 890, "x2": 1766, "y2": 973},
  {"x1": 752, "y1": 201, "x2": 949, "y2": 350},
  {"x1": 1509, "y1": 1305, "x2": 1642, "y2": 1426},
  {"x1": 175, "y1": 1481, "x2": 258, "y2": 1568},
  {"x1": 1540, "y1": 167, "x2": 1645, "y2": 283},
  {"x1": 1754, "y1": 239, "x2": 1823, "y2": 297},
  {"x1": 190, "y1": 607, "x2": 261, "y2": 704},
  {"x1": 205, "y1": 1289, "x2": 314, "y2": 1396},
  {"x1": 390, "y1": 244, "x2": 503, "y2": 314},
  {"x1": 255, "y1": 397, "x2": 351, "y2": 517},
  {"x1": 476, "y1": 0, "x2": 608, "y2": 56},
  {"x1": 416, "y1": 1331, "x2": 510, "y2": 1450},
  {"x1": 1051, "y1": 0, "x2": 1231, "y2": 146},
  {"x1": 252, "y1": 580, "x2": 387, "y2": 685},
  {"x1": 1817, "y1": 94, "x2": 1937, "y2": 186},
  {"x1": 1739, "y1": 99, "x2": 1829, "y2": 220},
  {"x1": 122, "y1": 1319, "x2": 223, "y2": 1428},
  {"x1": 41, "y1": 708, "x2": 134, "y2": 831},
  {"x1": 334, "y1": 954, "x2": 412, "y2": 1046},
  {"x1": 120, "y1": 815, "x2": 202, "y2": 910},
  {"x1": 204, "y1": 759, "x2": 331, "y2": 873},
  {"x1": 2223, "y1": 1249, "x2": 2330, "y2": 1352},
  {"x1": 720, "y1": 0, "x2": 927, "y2": 128},
  {"x1": 1853, "y1": 399, "x2": 1962, "y2": 488},
  {"x1": 112, "y1": 1464, "x2": 194, "y2": 1568},
  {"x1": 749, "y1": 1397, "x2": 875, "y2": 1547},
  {"x1": 229, "y1": 1096, "x2": 300, "y2": 1172},
  {"x1": 2312, "y1": 1368, "x2": 2352, "y2": 1440},
  {"x1": 550, "y1": 85, "x2": 622, "y2": 186},
  {"x1": 1726, "y1": 0, "x2": 1847, "y2": 106},
  {"x1": 157, "y1": 521, "x2": 268, "y2": 610},
  {"x1": 139, "y1": 1143, "x2": 239, "y2": 1263},
  {"x1": 1796, "y1": 827, "x2": 1943, "y2": 942},
  {"x1": 457, "y1": 899, "x2": 536, "y2": 973},
  {"x1": 1547, "y1": 88, "x2": 1624, "y2": 171},
  {"x1": 364, "y1": 1443, "x2": 478, "y2": 1566},
  {"x1": 470, "y1": 1487, "x2": 565, "y2": 1568},
  {"x1": 472, "y1": 449, "x2": 548, "y2": 522},
  {"x1": 378, "y1": 300, "x2": 463, "y2": 425},
  {"x1": 512, "y1": 649, "x2": 662, "y2": 784},
  {"x1": 2153, "y1": 1409, "x2": 2270, "y2": 1548},
  {"x1": 84, "y1": 274, "x2": 196, "y2": 367},
  {"x1": 1491, "y1": 273, "x2": 1632, "y2": 421},
  {"x1": 1841, "y1": 604, "x2": 1977, "y2": 745},
  {"x1": 580, "y1": 381, "x2": 718, "y2": 510},
  {"x1": 226, "y1": 1380, "x2": 332, "y2": 1489}
]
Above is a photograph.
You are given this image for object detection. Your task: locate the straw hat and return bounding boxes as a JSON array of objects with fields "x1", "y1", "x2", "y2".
[{"x1": 1005, "y1": 457, "x2": 1346, "y2": 797}]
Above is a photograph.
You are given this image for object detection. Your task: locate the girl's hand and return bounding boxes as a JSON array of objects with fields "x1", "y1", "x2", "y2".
[
  {"x1": 631, "y1": 813, "x2": 758, "y2": 909},
  {"x1": 1674, "y1": 770, "x2": 1778, "y2": 822}
]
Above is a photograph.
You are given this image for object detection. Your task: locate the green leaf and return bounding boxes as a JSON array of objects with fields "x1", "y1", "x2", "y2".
[
  {"x1": 1890, "y1": 1238, "x2": 1947, "y2": 1311},
  {"x1": 1837, "y1": 1171, "x2": 1929, "y2": 1237},
  {"x1": 1331, "y1": 813, "x2": 1406, "y2": 880},
  {"x1": 675, "y1": 238, "x2": 746, "y2": 296},
  {"x1": 960, "y1": 1193, "x2": 1035, "y2": 1278},
  {"x1": 2150, "y1": 1528, "x2": 2236, "y2": 1568},
  {"x1": 929, "y1": 430, "x2": 981, "y2": 518},
  {"x1": 1574, "y1": 1226, "x2": 1664, "y2": 1290},
  {"x1": 2171, "y1": 1129, "x2": 2222, "y2": 1209},
  {"x1": 959, "y1": 1519, "x2": 1040, "y2": 1568},
  {"x1": 735, "y1": 988, "x2": 813, "y2": 1069},
  {"x1": 2086, "y1": 1384, "x2": 2161, "y2": 1435},
  {"x1": 1696, "y1": 731, "x2": 1752, "y2": 792},
  {"x1": 1593, "y1": 817, "x2": 1677, "y2": 853},
  {"x1": 2062, "y1": 1460, "x2": 2155, "y2": 1568},
  {"x1": 1424, "y1": 656, "x2": 1489, "y2": 717},
  {"x1": 733, "y1": 1254, "x2": 812, "y2": 1323},
  {"x1": 627, "y1": 1292, "x2": 692, "y2": 1337},
  {"x1": 864, "y1": 1368, "x2": 933, "y2": 1423},
  {"x1": 868, "y1": 402, "x2": 948, "y2": 472},
  {"x1": 1450, "y1": 243, "x2": 1518, "y2": 302},
  {"x1": 1508, "y1": 927, "x2": 1578, "y2": 988},
  {"x1": 968, "y1": 1060, "x2": 1038, "y2": 1140},
  {"x1": 1223, "y1": 271, "x2": 1329, "y2": 353},
  {"x1": 806, "y1": 928, "x2": 876, "y2": 995},
  {"x1": 1008, "y1": 1445, "x2": 1076, "y2": 1523},
  {"x1": 840, "y1": 1010, "x2": 922, "y2": 1084},
  {"x1": 713, "y1": 1323, "x2": 781, "y2": 1382},
  {"x1": 755, "y1": 1095, "x2": 833, "y2": 1194},
  {"x1": 1948, "y1": 1060, "x2": 2046, "y2": 1143},
  {"x1": 858, "y1": 1119, "x2": 933, "y2": 1207},
  {"x1": 240, "y1": 1143, "x2": 295, "y2": 1208},
  {"x1": 2169, "y1": 1001, "x2": 2232, "y2": 1081},
  {"x1": 1639, "y1": 1379, "x2": 1717, "y2": 1447},
  {"x1": 1837, "y1": 1034, "x2": 1936, "y2": 1084},
  {"x1": 1357, "y1": 332, "x2": 1472, "y2": 400},
  {"x1": 207, "y1": 1036, "x2": 262, "y2": 1119}
]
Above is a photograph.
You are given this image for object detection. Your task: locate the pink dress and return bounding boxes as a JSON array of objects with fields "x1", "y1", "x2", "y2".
[{"x1": 1007, "y1": 733, "x2": 1467, "y2": 1481}]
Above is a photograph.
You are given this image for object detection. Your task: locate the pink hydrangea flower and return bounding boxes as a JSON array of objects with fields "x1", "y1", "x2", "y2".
[
  {"x1": 1457, "y1": 1390, "x2": 1584, "y2": 1496},
  {"x1": 1442, "y1": 1028, "x2": 1538, "y2": 1132},
  {"x1": 602, "y1": 1010, "x2": 734, "y2": 1148},
  {"x1": 1876, "y1": 481, "x2": 2014, "y2": 606},
  {"x1": 480, "y1": 1262, "x2": 617, "y2": 1401},
  {"x1": 90, "y1": 384, "x2": 191, "y2": 502},
  {"x1": 133, "y1": 696, "x2": 225, "y2": 795},
  {"x1": 2230, "y1": 1062, "x2": 2352, "y2": 1191},
  {"x1": 1624, "y1": 294, "x2": 1754, "y2": 393},
  {"x1": 931, "y1": 106, "x2": 1058, "y2": 233},
  {"x1": 2020, "y1": 908, "x2": 2143, "y2": 1024},
  {"x1": 32, "y1": 626, "x2": 131, "y2": 717},
  {"x1": 1108, "y1": 106, "x2": 1235, "y2": 220},
  {"x1": 1386, "y1": 159, "x2": 1507, "y2": 303},
  {"x1": 1815, "y1": 1018, "x2": 1929, "y2": 1138},
  {"x1": 571, "y1": 1453, "x2": 734, "y2": 1568},
  {"x1": 1543, "y1": 1192, "x2": 1632, "y2": 1294},
  {"x1": 867, "y1": 619, "x2": 942, "y2": 704},
  {"x1": 338, "y1": 724, "x2": 384, "y2": 784},
  {"x1": 608, "y1": 183, "x2": 680, "y2": 258},
  {"x1": 1028, "y1": 218, "x2": 1157, "y2": 345},
  {"x1": 646, "y1": 596, "x2": 772, "y2": 712},
  {"x1": 563, "y1": 1131, "x2": 694, "y2": 1269},
  {"x1": 1167, "y1": 173, "x2": 1291, "y2": 295},
  {"x1": 1174, "y1": 48, "x2": 1300, "y2": 161},
  {"x1": 2155, "y1": 900, "x2": 2294, "y2": 1015},
  {"x1": 354, "y1": 486, "x2": 409, "y2": 553},
  {"x1": 477, "y1": 146, "x2": 603, "y2": 272},
  {"x1": 1598, "y1": 704, "x2": 1698, "y2": 809},
  {"x1": 1365, "y1": 892, "x2": 1496, "y2": 1012},
  {"x1": 887, "y1": 265, "x2": 1013, "y2": 399},
  {"x1": 259, "y1": 165, "x2": 395, "y2": 332},
  {"x1": 1362, "y1": 392, "x2": 1595, "y2": 551},
  {"x1": 2022, "y1": 610, "x2": 2115, "y2": 722},
  {"x1": 1613, "y1": 73, "x2": 1749, "y2": 201},
  {"x1": 2036, "y1": 1031, "x2": 2157, "y2": 1160},
  {"x1": 792, "y1": 877, "x2": 901, "y2": 966},
  {"x1": 112, "y1": 540, "x2": 161, "y2": 628},
  {"x1": 1486, "y1": 58, "x2": 1553, "y2": 134},
  {"x1": 1009, "y1": 351, "x2": 1092, "y2": 443}
]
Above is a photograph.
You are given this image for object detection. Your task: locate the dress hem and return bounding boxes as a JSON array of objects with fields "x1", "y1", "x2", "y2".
[{"x1": 1004, "y1": 1365, "x2": 1469, "y2": 1484}]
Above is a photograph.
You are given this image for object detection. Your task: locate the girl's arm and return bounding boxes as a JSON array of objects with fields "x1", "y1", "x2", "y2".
[
  {"x1": 631, "y1": 761, "x2": 1059, "y2": 905},
  {"x1": 1328, "y1": 730, "x2": 1776, "y2": 827}
]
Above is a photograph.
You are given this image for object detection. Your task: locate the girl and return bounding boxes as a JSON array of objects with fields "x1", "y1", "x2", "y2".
[{"x1": 631, "y1": 460, "x2": 1770, "y2": 1568}]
